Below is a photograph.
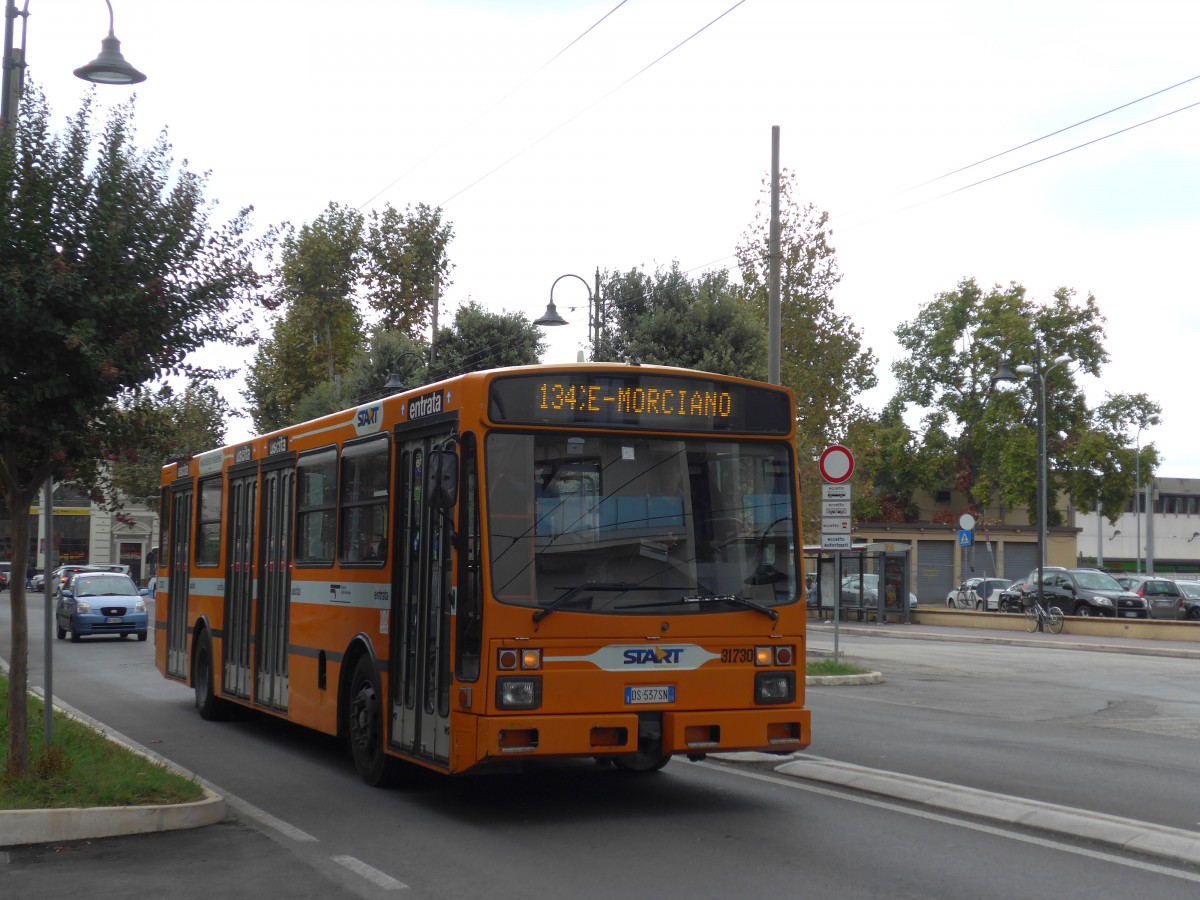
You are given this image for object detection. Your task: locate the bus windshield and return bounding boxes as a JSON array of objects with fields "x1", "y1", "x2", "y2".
[{"x1": 485, "y1": 432, "x2": 797, "y2": 615}]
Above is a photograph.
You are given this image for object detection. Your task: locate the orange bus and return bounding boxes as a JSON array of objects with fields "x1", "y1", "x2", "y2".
[{"x1": 154, "y1": 363, "x2": 810, "y2": 783}]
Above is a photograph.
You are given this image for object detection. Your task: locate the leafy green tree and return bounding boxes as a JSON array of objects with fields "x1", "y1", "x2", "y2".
[
  {"x1": 887, "y1": 277, "x2": 1161, "y2": 526},
  {"x1": 365, "y1": 203, "x2": 454, "y2": 336},
  {"x1": 245, "y1": 202, "x2": 454, "y2": 430},
  {"x1": 598, "y1": 266, "x2": 766, "y2": 375},
  {"x1": 245, "y1": 201, "x2": 367, "y2": 432},
  {"x1": 735, "y1": 170, "x2": 878, "y2": 456},
  {"x1": 731, "y1": 170, "x2": 878, "y2": 535},
  {"x1": 342, "y1": 328, "x2": 430, "y2": 404},
  {"x1": 0, "y1": 91, "x2": 270, "y2": 777},
  {"x1": 109, "y1": 381, "x2": 241, "y2": 508},
  {"x1": 430, "y1": 301, "x2": 544, "y2": 381}
]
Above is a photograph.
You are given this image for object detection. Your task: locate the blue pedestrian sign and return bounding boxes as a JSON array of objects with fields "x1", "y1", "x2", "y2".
[{"x1": 958, "y1": 529, "x2": 973, "y2": 547}]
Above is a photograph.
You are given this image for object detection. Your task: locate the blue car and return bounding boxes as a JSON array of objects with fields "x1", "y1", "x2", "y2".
[{"x1": 56, "y1": 571, "x2": 149, "y2": 642}]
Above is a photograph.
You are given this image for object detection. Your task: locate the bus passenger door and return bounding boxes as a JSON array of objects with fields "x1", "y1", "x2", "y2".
[
  {"x1": 165, "y1": 485, "x2": 192, "y2": 680},
  {"x1": 391, "y1": 431, "x2": 455, "y2": 765},
  {"x1": 257, "y1": 464, "x2": 293, "y2": 711},
  {"x1": 223, "y1": 471, "x2": 256, "y2": 700}
]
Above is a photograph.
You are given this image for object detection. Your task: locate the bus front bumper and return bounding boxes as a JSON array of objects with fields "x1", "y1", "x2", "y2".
[{"x1": 476, "y1": 707, "x2": 811, "y2": 760}]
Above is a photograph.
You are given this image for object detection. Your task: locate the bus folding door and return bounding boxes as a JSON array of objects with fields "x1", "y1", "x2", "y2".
[
  {"x1": 257, "y1": 464, "x2": 293, "y2": 711},
  {"x1": 391, "y1": 430, "x2": 455, "y2": 765},
  {"x1": 165, "y1": 485, "x2": 192, "y2": 680},
  {"x1": 223, "y1": 470, "x2": 256, "y2": 700}
]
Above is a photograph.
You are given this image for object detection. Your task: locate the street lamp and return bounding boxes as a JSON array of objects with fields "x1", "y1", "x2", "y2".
[
  {"x1": 2, "y1": 0, "x2": 146, "y2": 126},
  {"x1": 534, "y1": 269, "x2": 603, "y2": 359},
  {"x1": 992, "y1": 345, "x2": 1073, "y2": 615}
]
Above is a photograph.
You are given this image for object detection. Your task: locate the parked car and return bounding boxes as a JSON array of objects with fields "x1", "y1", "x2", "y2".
[
  {"x1": 1125, "y1": 577, "x2": 1189, "y2": 620},
  {"x1": 1019, "y1": 567, "x2": 1149, "y2": 618},
  {"x1": 840, "y1": 573, "x2": 919, "y2": 608},
  {"x1": 0, "y1": 569, "x2": 8, "y2": 591},
  {"x1": 997, "y1": 580, "x2": 1027, "y2": 613},
  {"x1": 1172, "y1": 580, "x2": 1200, "y2": 620},
  {"x1": 55, "y1": 570, "x2": 149, "y2": 642},
  {"x1": 44, "y1": 563, "x2": 119, "y2": 596},
  {"x1": 945, "y1": 577, "x2": 1011, "y2": 611},
  {"x1": 29, "y1": 571, "x2": 46, "y2": 592}
]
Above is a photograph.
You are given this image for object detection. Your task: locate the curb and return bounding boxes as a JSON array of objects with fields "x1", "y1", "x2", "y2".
[
  {"x1": 807, "y1": 623, "x2": 1200, "y2": 660},
  {"x1": 805, "y1": 672, "x2": 882, "y2": 685},
  {"x1": 773, "y1": 756, "x2": 1200, "y2": 868},
  {"x1": 0, "y1": 680, "x2": 226, "y2": 849},
  {"x1": 0, "y1": 790, "x2": 225, "y2": 847}
]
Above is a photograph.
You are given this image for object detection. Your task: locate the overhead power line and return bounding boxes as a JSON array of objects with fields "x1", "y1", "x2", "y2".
[
  {"x1": 438, "y1": 0, "x2": 749, "y2": 207},
  {"x1": 356, "y1": 1, "x2": 631, "y2": 211},
  {"x1": 916, "y1": 73, "x2": 1200, "y2": 190}
]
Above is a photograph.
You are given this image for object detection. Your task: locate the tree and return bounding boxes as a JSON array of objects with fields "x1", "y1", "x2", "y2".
[
  {"x1": 734, "y1": 170, "x2": 879, "y2": 535},
  {"x1": 429, "y1": 301, "x2": 544, "y2": 380},
  {"x1": 109, "y1": 381, "x2": 241, "y2": 509},
  {"x1": 598, "y1": 265, "x2": 766, "y2": 376},
  {"x1": 245, "y1": 202, "x2": 454, "y2": 430},
  {"x1": 364, "y1": 203, "x2": 454, "y2": 336},
  {"x1": 244, "y1": 202, "x2": 367, "y2": 432},
  {"x1": 887, "y1": 277, "x2": 1161, "y2": 526},
  {"x1": 735, "y1": 170, "x2": 879, "y2": 456},
  {"x1": 0, "y1": 90, "x2": 270, "y2": 777}
]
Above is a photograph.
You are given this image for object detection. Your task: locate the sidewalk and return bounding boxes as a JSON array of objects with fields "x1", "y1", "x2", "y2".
[{"x1": 807, "y1": 619, "x2": 1200, "y2": 659}]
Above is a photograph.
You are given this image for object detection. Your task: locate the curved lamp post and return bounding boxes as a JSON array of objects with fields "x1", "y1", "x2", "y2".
[
  {"x1": 992, "y1": 345, "x2": 1073, "y2": 614},
  {"x1": 534, "y1": 269, "x2": 603, "y2": 359},
  {"x1": 2, "y1": 0, "x2": 145, "y2": 125}
]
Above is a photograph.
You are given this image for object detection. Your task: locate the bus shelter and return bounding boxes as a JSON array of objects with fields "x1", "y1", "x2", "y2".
[{"x1": 804, "y1": 542, "x2": 913, "y2": 624}]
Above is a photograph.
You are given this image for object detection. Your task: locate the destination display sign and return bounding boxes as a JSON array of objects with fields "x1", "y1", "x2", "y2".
[{"x1": 488, "y1": 372, "x2": 792, "y2": 435}]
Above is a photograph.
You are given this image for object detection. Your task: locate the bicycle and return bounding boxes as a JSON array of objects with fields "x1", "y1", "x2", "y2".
[
  {"x1": 1023, "y1": 598, "x2": 1064, "y2": 634},
  {"x1": 948, "y1": 587, "x2": 977, "y2": 610}
]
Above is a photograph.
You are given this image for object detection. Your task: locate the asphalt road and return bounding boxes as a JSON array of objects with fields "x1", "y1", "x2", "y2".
[{"x1": 4, "y1": 591, "x2": 1200, "y2": 898}]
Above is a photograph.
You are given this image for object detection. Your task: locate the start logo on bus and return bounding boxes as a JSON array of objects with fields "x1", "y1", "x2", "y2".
[{"x1": 354, "y1": 401, "x2": 383, "y2": 436}]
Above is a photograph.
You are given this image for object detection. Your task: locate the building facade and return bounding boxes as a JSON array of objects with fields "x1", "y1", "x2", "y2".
[
  {"x1": 1071, "y1": 476, "x2": 1200, "y2": 579},
  {"x1": 0, "y1": 484, "x2": 158, "y2": 584}
]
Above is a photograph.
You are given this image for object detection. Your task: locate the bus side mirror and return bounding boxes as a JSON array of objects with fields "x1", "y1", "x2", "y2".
[{"x1": 426, "y1": 449, "x2": 459, "y2": 509}]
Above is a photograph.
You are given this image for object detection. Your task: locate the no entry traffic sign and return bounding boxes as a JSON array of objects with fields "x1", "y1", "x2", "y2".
[{"x1": 819, "y1": 445, "x2": 855, "y2": 484}]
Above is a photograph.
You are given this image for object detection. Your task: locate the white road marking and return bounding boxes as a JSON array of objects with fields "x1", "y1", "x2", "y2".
[{"x1": 333, "y1": 855, "x2": 409, "y2": 890}]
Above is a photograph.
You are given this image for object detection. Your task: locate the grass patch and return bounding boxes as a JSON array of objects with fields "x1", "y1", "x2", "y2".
[
  {"x1": 0, "y1": 674, "x2": 205, "y2": 810},
  {"x1": 806, "y1": 658, "x2": 870, "y2": 677}
]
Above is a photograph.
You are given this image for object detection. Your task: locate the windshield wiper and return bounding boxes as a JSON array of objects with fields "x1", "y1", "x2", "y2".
[
  {"x1": 533, "y1": 581, "x2": 647, "y2": 623},
  {"x1": 618, "y1": 590, "x2": 779, "y2": 621}
]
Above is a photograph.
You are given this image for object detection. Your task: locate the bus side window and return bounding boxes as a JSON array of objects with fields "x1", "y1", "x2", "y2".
[
  {"x1": 338, "y1": 436, "x2": 390, "y2": 566},
  {"x1": 296, "y1": 448, "x2": 338, "y2": 565}
]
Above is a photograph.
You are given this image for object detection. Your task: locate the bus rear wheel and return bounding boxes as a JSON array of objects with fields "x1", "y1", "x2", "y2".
[
  {"x1": 194, "y1": 634, "x2": 231, "y2": 721},
  {"x1": 347, "y1": 655, "x2": 397, "y2": 786}
]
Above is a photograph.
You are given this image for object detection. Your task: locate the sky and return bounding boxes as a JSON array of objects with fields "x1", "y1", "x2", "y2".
[{"x1": 22, "y1": 0, "x2": 1200, "y2": 476}]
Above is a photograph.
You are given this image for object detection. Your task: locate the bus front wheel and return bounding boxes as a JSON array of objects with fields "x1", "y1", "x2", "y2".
[{"x1": 613, "y1": 750, "x2": 671, "y2": 773}]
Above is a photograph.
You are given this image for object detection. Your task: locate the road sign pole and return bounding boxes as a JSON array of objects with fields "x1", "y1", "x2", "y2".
[{"x1": 833, "y1": 550, "x2": 841, "y2": 663}]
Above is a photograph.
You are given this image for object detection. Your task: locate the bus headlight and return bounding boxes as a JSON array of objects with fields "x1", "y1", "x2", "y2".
[
  {"x1": 496, "y1": 677, "x2": 542, "y2": 710},
  {"x1": 755, "y1": 672, "x2": 794, "y2": 705}
]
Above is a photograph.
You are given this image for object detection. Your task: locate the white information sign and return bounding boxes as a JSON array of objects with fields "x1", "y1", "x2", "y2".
[
  {"x1": 822, "y1": 517, "x2": 851, "y2": 534},
  {"x1": 822, "y1": 500, "x2": 851, "y2": 518},
  {"x1": 821, "y1": 482, "x2": 851, "y2": 501},
  {"x1": 821, "y1": 533, "x2": 852, "y2": 550}
]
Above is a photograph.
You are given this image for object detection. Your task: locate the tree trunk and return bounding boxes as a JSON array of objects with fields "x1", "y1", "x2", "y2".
[{"x1": 5, "y1": 486, "x2": 33, "y2": 778}]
